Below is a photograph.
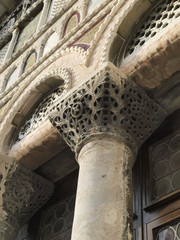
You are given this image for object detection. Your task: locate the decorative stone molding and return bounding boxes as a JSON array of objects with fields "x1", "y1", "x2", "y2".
[
  {"x1": 50, "y1": 64, "x2": 167, "y2": 155},
  {"x1": 14, "y1": 67, "x2": 71, "y2": 141},
  {"x1": 0, "y1": 0, "x2": 115, "y2": 106},
  {"x1": 100, "y1": 0, "x2": 148, "y2": 63},
  {"x1": 124, "y1": 0, "x2": 180, "y2": 58},
  {"x1": 0, "y1": 152, "x2": 54, "y2": 239}
]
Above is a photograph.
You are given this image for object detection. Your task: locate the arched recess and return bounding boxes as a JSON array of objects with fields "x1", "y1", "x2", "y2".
[
  {"x1": 62, "y1": 11, "x2": 80, "y2": 38},
  {"x1": 2, "y1": 68, "x2": 71, "y2": 155},
  {"x1": 117, "y1": 0, "x2": 180, "y2": 65},
  {"x1": 105, "y1": 0, "x2": 179, "y2": 89},
  {"x1": 22, "y1": 50, "x2": 38, "y2": 74},
  {"x1": 42, "y1": 32, "x2": 59, "y2": 57},
  {"x1": 105, "y1": 0, "x2": 153, "y2": 64}
]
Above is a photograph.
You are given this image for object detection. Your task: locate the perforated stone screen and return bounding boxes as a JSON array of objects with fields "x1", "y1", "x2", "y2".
[
  {"x1": 125, "y1": 0, "x2": 180, "y2": 57},
  {"x1": 17, "y1": 86, "x2": 64, "y2": 141}
]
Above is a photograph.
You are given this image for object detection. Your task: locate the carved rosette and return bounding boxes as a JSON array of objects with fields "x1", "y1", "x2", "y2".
[
  {"x1": 50, "y1": 65, "x2": 167, "y2": 155},
  {"x1": 0, "y1": 154, "x2": 54, "y2": 239}
]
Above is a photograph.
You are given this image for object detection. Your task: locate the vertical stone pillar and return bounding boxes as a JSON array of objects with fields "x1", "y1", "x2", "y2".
[
  {"x1": 0, "y1": 152, "x2": 54, "y2": 240},
  {"x1": 73, "y1": 136, "x2": 134, "y2": 239},
  {"x1": 50, "y1": 64, "x2": 166, "y2": 239}
]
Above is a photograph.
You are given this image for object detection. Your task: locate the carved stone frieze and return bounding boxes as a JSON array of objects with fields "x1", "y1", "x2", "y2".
[
  {"x1": 50, "y1": 64, "x2": 167, "y2": 155},
  {"x1": 0, "y1": 153, "x2": 54, "y2": 239}
]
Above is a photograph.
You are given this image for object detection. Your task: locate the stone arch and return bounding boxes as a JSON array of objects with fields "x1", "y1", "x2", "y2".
[
  {"x1": 62, "y1": 11, "x2": 80, "y2": 38},
  {"x1": 101, "y1": 0, "x2": 154, "y2": 64},
  {"x1": 1, "y1": 68, "x2": 71, "y2": 152},
  {"x1": 22, "y1": 49, "x2": 38, "y2": 74},
  {"x1": 102, "y1": 0, "x2": 179, "y2": 89}
]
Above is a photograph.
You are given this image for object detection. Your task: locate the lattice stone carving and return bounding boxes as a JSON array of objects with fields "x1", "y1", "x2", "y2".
[
  {"x1": 0, "y1": 153, "x2": 54, "y2": 238},
  {"x1": 50, "y1": 65, "x2": 167, "y2": 154},
  {"x1": 125, "y1": 0, "x2": 180, "y2": 56},
  {"x1": 17, "y1": 86, "x2": 64, "y2": 141}
]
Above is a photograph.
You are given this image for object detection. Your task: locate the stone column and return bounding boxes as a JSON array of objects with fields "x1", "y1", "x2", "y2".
[
  {"x1": 0, "y1": 152, "x2": 54, "y2": 240},
  {"x1": 50, "y1": 64, "x2": 166, "y2": 240},
  {"x1": 73, "y1": 136, "x2": 134, "y2": 239}
]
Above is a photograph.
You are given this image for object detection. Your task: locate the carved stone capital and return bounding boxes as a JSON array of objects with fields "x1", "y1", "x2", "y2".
[
  {"x1": 50, "y1": 64, "x2": 167, "y2": 155},
  {"x1": 0, "y1": 153, "x2": 54, "y2": 239}
]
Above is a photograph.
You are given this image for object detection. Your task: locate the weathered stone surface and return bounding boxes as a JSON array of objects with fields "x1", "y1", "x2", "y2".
[
  {"x1": 9, "y1": 120, "x2": 67, "y2": 170},
  {"x1": 37, "y1": 147, "x2": 78, "y2": 183},
  {"x1": 50, "y1": 64, "x2": 167, "y2": 240},
  {"x1": 50, "y1": 64, "x2": 167, "y2": 155},
  {"x1": 0, "y1": 152, "x2": 54, "y2": 240},
  {"x1": 71, "y1": 136, "x2": 133, "y2": 240}
]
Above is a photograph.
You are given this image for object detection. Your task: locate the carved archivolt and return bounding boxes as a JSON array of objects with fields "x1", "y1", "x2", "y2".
[
  {"x1": 0, "y1": 153, "x2": 54, "y2": 238},
  {"x1": 42, "y1": 67, "x2": 71, "y2": 94},
  {"x1": 17, "y1": 68, "x2": 71, "y2": 141},
  {"x1": 124, "y1": 0, "x2": 180, "y2": 57},
  {"x1": 50, "y1": 64, "x2": 167, "y2": 155}
]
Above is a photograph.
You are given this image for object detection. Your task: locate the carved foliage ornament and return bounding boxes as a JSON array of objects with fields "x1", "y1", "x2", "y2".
[
  {"x1": 50, "y1": 66, "x2": 167, "y2": 154},
  {"x1": 0, "y1": 156, "x2": 54, "y2": 233}
]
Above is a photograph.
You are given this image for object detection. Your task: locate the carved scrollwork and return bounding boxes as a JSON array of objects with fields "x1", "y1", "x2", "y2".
[
  {"x1": 50, "y1": 65, "x2": 167, "y2": 155},
  {"x1": 0, "y1": 153, "x2": 54, "y2": 237}
]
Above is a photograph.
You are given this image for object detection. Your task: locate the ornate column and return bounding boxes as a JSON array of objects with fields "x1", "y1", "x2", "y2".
[
  {"x1": 0, "y1": 152, "x2": 54, "y2": 240},
  {"x1": 50, "y1": 64, "x2": 167, "y2": 240}
]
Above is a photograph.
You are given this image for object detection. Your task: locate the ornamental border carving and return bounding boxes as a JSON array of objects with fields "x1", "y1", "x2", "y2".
[
  {"x1": 0, "y1": 153, "x2": 54, "y2": 234},
  {"x1": 0, "y1": 0, "x2": 117, "y2": 96},
  {"x1": 0, "y1": 67, "x2": 71, "y2": 150},
  {"x1": 50, "y1": 63, "x2": 167, "y2": 155}
]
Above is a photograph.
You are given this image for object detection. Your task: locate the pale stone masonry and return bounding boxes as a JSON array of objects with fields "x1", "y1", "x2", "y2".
[{"x1": 0, "y1": 0, "x2": 179, "y2": 239}]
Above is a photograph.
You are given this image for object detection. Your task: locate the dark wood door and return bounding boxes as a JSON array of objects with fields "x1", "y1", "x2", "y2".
[{"x1": 133, "y1": 111, "x2": 180, "y2": 240}]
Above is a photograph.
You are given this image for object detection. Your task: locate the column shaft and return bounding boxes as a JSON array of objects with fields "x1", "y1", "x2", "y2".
[{"x1": 71, "y1": 136, "x2": 134, "y2": 240}]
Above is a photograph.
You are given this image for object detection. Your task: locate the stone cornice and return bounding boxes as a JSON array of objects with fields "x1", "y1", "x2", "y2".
[{"x1": 49, "y1": 63, "x2": 167, "y2": 156}]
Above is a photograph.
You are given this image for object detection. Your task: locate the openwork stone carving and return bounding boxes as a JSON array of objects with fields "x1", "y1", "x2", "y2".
[
  {"x1": 125, "y1": 0, "x2": 180, "y2": 57},
  {"x1": 50, "y1": 65, "x2": 167, "y2": 154},
  {"x1": 0, "y1": 153, "x2": 54, "y2": 239},
  {"x1": 17, "y1": 86, "x2": 64, "y2": 141}
]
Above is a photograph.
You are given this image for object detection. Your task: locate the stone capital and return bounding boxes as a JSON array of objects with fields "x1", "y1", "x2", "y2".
[
  {"x1": 0, "y1": 153, "x2": 54, "y2": 239},
  {"x1": 50, "y1": 64, "x2": 167, "y2": 156}
]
